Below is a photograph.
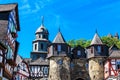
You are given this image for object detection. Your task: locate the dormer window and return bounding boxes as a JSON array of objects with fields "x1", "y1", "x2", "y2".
[
  {"x1": 77, "y1": 50, "x2": 81, "y2": 56},
  {"x1": 97, "y1": 46, "x2": 101, "y2": 53},
  {"x1": 57, "y1": 45, "x2": 61, "y2": 52}
]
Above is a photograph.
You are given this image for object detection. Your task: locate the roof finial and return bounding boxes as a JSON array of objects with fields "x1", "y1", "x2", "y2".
[
  {"x1": 95, "y1": 29, "x2": 98, "y2": 33},
  {"x1": 41, "y1": 16, "x2": 44, "y2": 25},
  {"x1": 58, "y1": 26, "x2": 60, "y2": 32}
]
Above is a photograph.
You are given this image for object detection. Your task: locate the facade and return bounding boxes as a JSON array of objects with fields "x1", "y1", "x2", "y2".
[
  {"x1": 14, "y1": 55, "x2": 30, "y2": 80},
  {"x1": 0, "y1": 3, "x2": 20, "y2": 80},
  {"x1": 25, "y1": 16, "x2": 120, "y2": 80},
  {"x1": 104, "y1": 45, "x2": 120, "y2": 80}
]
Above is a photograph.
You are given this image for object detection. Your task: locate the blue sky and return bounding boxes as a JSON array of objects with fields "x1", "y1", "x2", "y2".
[{"x1": 0, "y1": 0, "x2": 120, "y2": 58}]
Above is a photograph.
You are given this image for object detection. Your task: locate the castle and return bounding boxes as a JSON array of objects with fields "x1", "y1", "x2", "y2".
[{"x1": 23, "y1": 16, "x2": 120, "y2": 80}]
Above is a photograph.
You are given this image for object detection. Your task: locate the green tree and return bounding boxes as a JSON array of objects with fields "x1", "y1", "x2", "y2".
[{"x1": 68, "y1": 36, "x2": 120, "y2": 49}]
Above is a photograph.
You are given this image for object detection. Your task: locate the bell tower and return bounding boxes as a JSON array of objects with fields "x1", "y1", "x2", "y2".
[
  {"x1": 31, "y1": 16, "x2": 49, "y2": 60},
  {"x1": 86, "y1": 32, "x2": 108, "y2": 80},
  {"x1": 47, "y1": 29, "x2": 71, "y2": 80}
]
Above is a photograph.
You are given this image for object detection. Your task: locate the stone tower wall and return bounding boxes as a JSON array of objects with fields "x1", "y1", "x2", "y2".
[
  {"x1": 89, "y1": 58, "x2": 104, "y2": 80},
  {"x1": 48, "y1": 57, "x2": 71, "y2": 80}
]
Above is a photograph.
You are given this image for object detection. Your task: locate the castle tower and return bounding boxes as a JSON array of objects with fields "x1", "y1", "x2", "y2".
[
  {"x1": 31, "y1": 16, "x2": 49, "y2": 60},
  {"x1": 28, "y1": 16, "x2": 50, "y2": 79},
  {"x1": 47, "y1": 29, "x2": 71, "y2": 80},
  {"x1": 86, "y1": 32, "x2": 108, "y2": 80}
]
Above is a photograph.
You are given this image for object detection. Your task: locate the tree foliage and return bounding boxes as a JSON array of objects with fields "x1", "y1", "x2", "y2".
[{"x1": 67, "y1": 36, "x2": 120, "y2": 48}]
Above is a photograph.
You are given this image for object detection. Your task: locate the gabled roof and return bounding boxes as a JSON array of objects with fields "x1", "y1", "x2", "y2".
[
  {"x1": 30, "y1": 57, "x2": 49, "y2": 65},
  {"x1": 109, "y1": 50, "x2": 120, "y2": 58},
  {"x1": 91, "y1": 32, "x2": 103, "y2": 45},
  {"x1": 53, "y1": 31, "x2": 66, "y2": 43}
]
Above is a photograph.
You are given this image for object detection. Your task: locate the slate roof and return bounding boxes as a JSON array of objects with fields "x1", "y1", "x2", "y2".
[
  {"x1": 35, "y1": 16, "x2": 48, "y2": 34},
  {"x1": 109, "y1": 50, "x2": 120, "y2": 58},
  {"x1": 29, "y1": 57, "x2": 49, "y2": 65},
  {"x1": 53, "y1": 31, "x2": 66, "y2": 43},
  {"x1": 0, "y1": 3, "x2": 17, "y2": 12},
  {"x1": 91, "y1": 32, "x2": 103, "y2": 45},
  {"x1": 35, "y1": 24, "x2": 48, "y2": 34}
]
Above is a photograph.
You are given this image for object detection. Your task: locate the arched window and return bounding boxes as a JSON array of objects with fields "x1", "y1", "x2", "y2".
[{"x1": 43, "y1": 67, "x2": 48, "y2": 75}]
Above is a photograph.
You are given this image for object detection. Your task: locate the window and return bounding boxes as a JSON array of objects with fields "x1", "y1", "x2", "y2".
[
  {"x1": 77, "y1": 50, "x2": 81, "y2": 56},
  {"x1": 116, "y1": 60, "x2": 120, "y2": 69},
  {"x1": 97, "y1": 46, "x2": 101, "y2": 53},
  {"x1": 58, "y1": 45, "x2": 61, "y2": 52},
  {"x1": 35, "y1": 44, "x2": 37, "y2": 50},
  {"x1": 43, "y1": 67, "x2": 48, "y2": 75},
  {"x1": 91, "y1": 47, "x2": 93, "y2": 53},
  {"x1": 41, "y1": 43, "x2": 43, "y2": 50},
  {"x1": 43, "y1": 35, "x2": 46, "y2": 38},
  {"x1": 39, "y1": 35, "x2": 41, "y2": 38}
]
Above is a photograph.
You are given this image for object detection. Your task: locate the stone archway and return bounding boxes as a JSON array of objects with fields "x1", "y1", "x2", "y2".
[{"x1": 75, "y1": 78, "x2": 84, "y2": 80}]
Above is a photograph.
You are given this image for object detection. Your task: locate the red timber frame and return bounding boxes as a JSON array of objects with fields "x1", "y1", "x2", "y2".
[{"x1": 104, "y1": 59, "x2": 120, "y2": 80}]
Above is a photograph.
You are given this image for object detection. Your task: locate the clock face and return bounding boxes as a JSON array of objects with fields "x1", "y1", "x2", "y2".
[{"x1": 57, "y1": 59, "x2": 63, "y2": 65}]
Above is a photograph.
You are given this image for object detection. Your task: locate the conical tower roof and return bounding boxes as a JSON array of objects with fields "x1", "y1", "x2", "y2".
[
  {"x1": 53, "y1": 29, "x2": 66, "y2": 43},
  {"x1": 91, "y1": 32, "x2": 103, "y2": 45}
]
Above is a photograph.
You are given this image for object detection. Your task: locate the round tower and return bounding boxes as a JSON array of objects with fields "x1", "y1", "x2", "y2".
[
  {"x1": 31, "y1": 16, "x2": 49, "y2": 60},
  {"x1": 47, "y1": 30, "x2": 71, "y2": 80},
  {"x1": 86, "y1": 32, "x2": 108, "y2": 80}
]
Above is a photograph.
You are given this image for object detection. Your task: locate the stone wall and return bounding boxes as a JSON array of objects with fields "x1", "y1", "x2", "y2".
[
  {"x1": 89, "y1": 58, "x2": 104, "y2": 80},
  {"x1": 71, "y1": 59, "x2": 89, "y2": 80},
  {"x1": 48, "y1": 57, "x2": 71, "y2": 80}
]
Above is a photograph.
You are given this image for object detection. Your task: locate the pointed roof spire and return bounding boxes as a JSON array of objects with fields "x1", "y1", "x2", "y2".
[
  {"x1": 95, "y1": 29, "x2": 98, "y2": 33},
  {"x1": 91, "y1": 31, "x2": 103, "y2": 45},
  {"x1": 58, "y1": 26, "x2": 60, "y2": 32},
  {"x1": 41, "y1": 16, "x2": 44, "y2": 26},
  {"x1": 53, "y1": 28, "x2": 66, "y2": 43}
]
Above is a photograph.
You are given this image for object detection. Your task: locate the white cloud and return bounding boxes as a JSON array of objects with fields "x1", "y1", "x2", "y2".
[{"x1": 19, "y1": 4, "x2": 31, "y2": 10}]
